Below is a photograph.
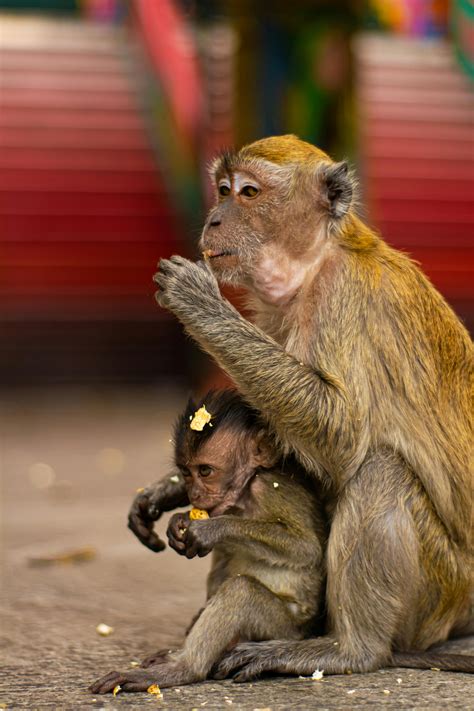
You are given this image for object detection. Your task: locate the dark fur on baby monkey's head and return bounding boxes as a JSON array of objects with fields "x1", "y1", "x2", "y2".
[
  {"x1": 174, "y1": 390, "x2": 262, "y2": 456},
  {"x1": 173, "y1": 390, "x2": 280, "y2": 512}
]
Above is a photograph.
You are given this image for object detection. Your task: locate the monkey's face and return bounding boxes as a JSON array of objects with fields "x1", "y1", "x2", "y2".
[
  {"x1": 200, "y1": 143, "x2": 352, "y2": 304},
  {"x1": 176, "y1": 426, "x2": 275, "y2": 514},
  {"x1": 200, "y1": 167, "x2": 284, "y2": 288},
  {"x1": 177, "y1": 429, "x2": 244, "y2": 512}
]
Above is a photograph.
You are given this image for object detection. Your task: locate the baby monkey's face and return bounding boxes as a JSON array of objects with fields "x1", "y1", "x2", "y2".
[{"x1": 176, "y1": 428, "x2": 247, "y2": 513}]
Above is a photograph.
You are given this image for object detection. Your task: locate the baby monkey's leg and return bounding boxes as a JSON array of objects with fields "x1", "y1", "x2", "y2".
[
  {"x1": 90, "y1": 575, "x2": 302, "y2": 693},
  {"x1": 178, "y1": 575, "x2": 303, "y2": 678},
  {"x1": 145, "y1": 575, "x2": 303, "y2": 688}
]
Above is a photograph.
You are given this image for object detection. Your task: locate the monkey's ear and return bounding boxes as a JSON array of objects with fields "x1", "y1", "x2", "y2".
[
  {"x1": 320, "y1": 161, "x2": 353, "y2": 219},
  {"x1": 253, "y1": 430, "x2": 280, "y2": 469}
]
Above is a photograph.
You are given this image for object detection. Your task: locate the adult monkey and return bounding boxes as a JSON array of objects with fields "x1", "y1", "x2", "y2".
[{"x1": 132, "y1": 135, "x2": 473, "y2": 678}]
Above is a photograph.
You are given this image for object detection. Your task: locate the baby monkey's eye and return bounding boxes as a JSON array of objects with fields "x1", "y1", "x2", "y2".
[
  {"x1": 218, "y1": 184, "x2": 230, "y2": 197},
  {"x1": 240, "y1": 185, "x2": 259, "y2": 198},
  {"x1": 199, "y1": 464, "x2": 213, "y2": 477}
]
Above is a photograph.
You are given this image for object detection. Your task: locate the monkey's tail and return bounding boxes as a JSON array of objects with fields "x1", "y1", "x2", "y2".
[{"x1": 391, "y1": 651, "x2": 474, "y2": 674}]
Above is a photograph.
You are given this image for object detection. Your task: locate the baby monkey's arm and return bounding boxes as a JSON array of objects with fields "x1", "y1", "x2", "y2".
[
  {"x1": 167, "y1": 475, "x2": 322, "y2": 565},
  {"x1": 128, "y1": 471, "x2": 189, "y2": 552}
]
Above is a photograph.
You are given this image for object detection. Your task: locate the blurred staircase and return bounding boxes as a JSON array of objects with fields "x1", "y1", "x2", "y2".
[
  {"x1": 0, "y1": 14, "x2": 188, "y2": 383},
  {"x1": 355, "y1": 34, "x2": 474, "y2": 333}
]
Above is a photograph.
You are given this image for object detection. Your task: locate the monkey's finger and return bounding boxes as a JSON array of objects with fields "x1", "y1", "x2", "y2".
[
  {"x1": 89, "y1": 671, "x2": 125, "y2": 694},
  {"x1": 197, "y1": 545, "x2": 212, "y2": 557},
  {"x1": 127, "y1": 517, "x2": 166, "y2": 552},
  {"x1": 233, "y1": 666, "x2": 262, "y2": 683},
  {"x1": 153, "y1": 271, "x2": 168, "y2": 289},
  {"x1": 129, "y1": 490, "x2": 158, "y2": 523},
  {"x1": 167, "y1": 535, "x2": 186, "y2": 554},
  {"x1": 169, "y1": 254, "x2": 190, "y2": 267},
  {"x1": 184, "y1": 541, "x2": 200, "y2": 558},
  {"x1": 127, "y1": 512, "x2": 152, "y2": 540},
  {"x1": 156, "y1": 258, "x2": 173, "y2": 274},
  {"x1": 154, "y1": 290, "x2": 169, "y2": 309},
  {"x1": 121, "y1": 680, "x2": 153, "y2": 692}
]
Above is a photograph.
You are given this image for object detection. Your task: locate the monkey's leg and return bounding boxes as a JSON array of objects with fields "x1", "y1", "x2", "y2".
[
  {"x1": 167, "y1": 575, "x2": 304, "y2": 684},
  {"x1": 140, "y1": 608, "x2": 205, "y2": 668},
  {"x1": 151, "y1": 575, "x2": 304, "y2": 688},
  {"x1": 216, "y1": 450, "x2": 423, "y2": 681},
  {"x1": 90, "y1": 575, "x2": 303, "y2": 693}
]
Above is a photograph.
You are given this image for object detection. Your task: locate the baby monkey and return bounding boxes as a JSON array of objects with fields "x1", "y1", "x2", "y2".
[{"x1": 90, "y1": 390, "x2": 326, "y2": 694}]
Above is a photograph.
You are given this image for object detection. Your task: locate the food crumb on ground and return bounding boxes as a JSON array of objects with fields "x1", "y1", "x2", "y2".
[
  {"x1": 95, "y1": 623, "x2": 114, "y2": 636},
  {"x1": 147, "y1": 684, "x2": 162, "y2": 697}
]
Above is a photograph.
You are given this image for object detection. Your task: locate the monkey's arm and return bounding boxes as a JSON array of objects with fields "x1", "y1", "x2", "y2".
[
  {"x1": 167, "y1": 471, "x2": 323, "y2": 564},
  {"x1": 155, "y1": 257, "x2": 359, "y2": 473},
  {"x1": 181, "y1": 515, "x2": 320, "y2": 564},
  {"x1": 128, "y1": 470, "x2": 189, "y2": 552}
]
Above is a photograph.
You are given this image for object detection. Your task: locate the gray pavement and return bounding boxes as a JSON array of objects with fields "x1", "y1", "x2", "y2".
[{"x1": 1, "y1": 388, "x2": 472, "y2": 710}]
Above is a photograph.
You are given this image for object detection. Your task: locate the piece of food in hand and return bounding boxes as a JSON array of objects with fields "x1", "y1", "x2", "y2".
[
  {"x1": 202, "y1": 249, "x2": 213, "y2": 260},
  {"x1": 190, "y1": 405, "x2": 212, "y2": 431},
  {"x1": 189, "y1": 508, "x2": 209, "y2": 520},
  {"x1": 113, "y1": 685, "x2": 121, "y2": 696}
]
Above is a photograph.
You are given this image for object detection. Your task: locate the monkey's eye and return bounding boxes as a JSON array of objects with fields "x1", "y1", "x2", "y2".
[
  {"x1": 240, "y1": 185, "x2": 259, "y2": 198},
  {"x1": 180, "y1": 467, "x2": 191, "y2": 478},
  {"x1": 198, "y1": 464, "x2": 213, "y2": 477},
  {"x1": 218, "y1": 184, "x2": 231, "y2": 197}
]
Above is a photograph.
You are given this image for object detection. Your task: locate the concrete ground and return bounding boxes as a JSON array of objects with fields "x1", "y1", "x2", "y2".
[{"x1": 1, "y1": 388, "x2": 472, "y2": 710}]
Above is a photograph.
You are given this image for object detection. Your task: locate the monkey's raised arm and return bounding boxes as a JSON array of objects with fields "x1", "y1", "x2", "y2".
[
  {"x1": 155, "y1": 257, "x2": 359, "y2": 476},
  {"x1": 128, "y1": 470, "x2": 189, "y2": 552}
]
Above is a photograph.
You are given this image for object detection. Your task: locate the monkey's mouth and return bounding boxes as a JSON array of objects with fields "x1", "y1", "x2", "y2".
[{"x1": 202, "y1": 249, "x2": 235, "y2": 261}]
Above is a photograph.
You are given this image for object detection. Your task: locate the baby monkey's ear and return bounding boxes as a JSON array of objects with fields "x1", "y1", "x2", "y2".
[
  {"x1": 252, "y1": 429, "x2": 280, "y2": 469},
  {"x1": 320, "y1": 160, "x2": 353, "y2": 219}
]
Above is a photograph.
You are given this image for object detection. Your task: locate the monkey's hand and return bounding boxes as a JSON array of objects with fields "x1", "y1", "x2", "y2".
[
  {"x1": 128, "y1": 473, "x2": 189, "y2": 552},
  {"x1": 154, "y1": 256, "x2": 223, "y2": 317},
  {"x1": 167, "y1": 514, "x2": 218, "y2": 558},
  {"x1": 183, "y1": 518, "x2": 219, "y2": 559},
  {"x1": 166, "y1": 511, "x2": 192, "y2": 554}
]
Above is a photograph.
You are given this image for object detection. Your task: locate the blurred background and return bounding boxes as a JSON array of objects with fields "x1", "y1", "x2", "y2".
[
  {"x1": 0, "y1": 5, "x2": 473, "y2": 703},
  {"x1": 0, "y1": 0, "x2": 472, "y2": 388}
]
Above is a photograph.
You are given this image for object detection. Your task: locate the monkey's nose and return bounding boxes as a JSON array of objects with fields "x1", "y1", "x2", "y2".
[{"x1": 209, "y1": 218, "x2": 221, "y2": 227}]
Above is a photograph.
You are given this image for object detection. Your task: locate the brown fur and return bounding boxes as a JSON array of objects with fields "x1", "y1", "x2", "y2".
[
  {"x1": 91, "y1": 391, "x2": 327, "y2": 693},
  {"x1": 148, "y1": 134, "x2": 472, "y2": 678}
]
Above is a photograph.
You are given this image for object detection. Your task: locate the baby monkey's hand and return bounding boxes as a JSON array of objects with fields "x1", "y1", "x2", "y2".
[
  {"x1": 184, "y1": 519, "x2": 217, "y2": 558},
  {"x1": 166, "y1": 511, "x2": 192, "y2": 554},
  {"x1": 166, "y1": 513, "x2": 217, "y2": 558}
]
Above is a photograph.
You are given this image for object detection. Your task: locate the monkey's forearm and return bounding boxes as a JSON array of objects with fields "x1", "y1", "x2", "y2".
[
  {"x1": 176, "y1": 296, "x2": 354, "y2": 465},
  {"x1": 191, "y1": 516, "x2": 318, "y2": 566},
  {"x1": 147, "y1": 470, "x2": 189, "y2": 517}
]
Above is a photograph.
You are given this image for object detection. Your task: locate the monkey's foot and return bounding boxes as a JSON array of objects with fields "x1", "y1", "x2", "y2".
[
  {"x1": 89, "y1": 667, "x2": 166, "y2": 694},
  {"x1": 214, "y1": 637, "x2": 381, "y2": 682},
  {"x1": 141, "y1": 649, "x2": 176, "y2": 668}
]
